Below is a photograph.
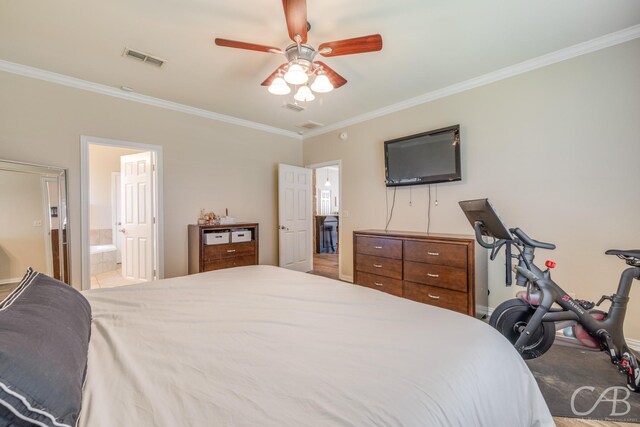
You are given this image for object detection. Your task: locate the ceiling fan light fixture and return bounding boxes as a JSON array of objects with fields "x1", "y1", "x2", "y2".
[
  {"x1": 268, "y1": 77, "x2": 291, "y2": 95},
  {"x1": 284, "y1": 63, "x2": 308, "y2": 85},
  {"x1": 310, "y1": 73, "x2": 333, "y2": 93},
  {"x1": 294, "y1": 85, "x2": 315, "y2": 102}
]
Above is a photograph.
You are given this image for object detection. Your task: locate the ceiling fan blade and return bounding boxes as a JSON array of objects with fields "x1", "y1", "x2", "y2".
[
  {"x1": 318, "y1": 34, "x2": 383, "y2": 57},
  {"x1": 261, "y1": 64, "x2": 289, "y2": 86},
  {"x1": 214, "y1": 38, "x2": 282, "y2": 54},
  {"x1": 282, "y1": 0, "x2": 308, "y2": 44},
  {"x1": 314, "y1": 61, "x2": 347, "y2": 89}
]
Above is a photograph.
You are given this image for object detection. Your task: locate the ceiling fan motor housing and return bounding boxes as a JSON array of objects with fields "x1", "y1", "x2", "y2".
[{"x1": 285, "y1": 44, "x2": 317, "y2": 70}]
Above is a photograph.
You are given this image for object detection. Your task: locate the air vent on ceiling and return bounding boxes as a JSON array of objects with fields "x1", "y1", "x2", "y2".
[
  {"x1": 283, "y1": 103, "x2": 305, "y2": 112},
  {"x1": 123, "y1": 47, "x2": 166, "y2": 67},
  {"x1": 296, "y1": 120, "x2": 324, "y2": 130}
]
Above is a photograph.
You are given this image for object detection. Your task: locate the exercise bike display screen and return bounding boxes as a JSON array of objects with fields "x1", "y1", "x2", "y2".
[{"x1": 459, "y1": 198, "x2": 513, "y2": 240}]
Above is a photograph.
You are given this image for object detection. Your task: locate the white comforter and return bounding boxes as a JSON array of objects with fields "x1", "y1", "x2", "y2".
[{"x1": 80, "y1": 265, "x2": 552, "y2": 426}]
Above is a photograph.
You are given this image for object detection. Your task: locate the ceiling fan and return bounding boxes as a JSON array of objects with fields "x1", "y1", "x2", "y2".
[{"x1": 214, "y1": 0, "x2": 383, "y2": 102}]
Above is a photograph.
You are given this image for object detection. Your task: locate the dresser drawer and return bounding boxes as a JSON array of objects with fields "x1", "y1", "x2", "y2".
[
  {"x1": 403, "y1": 281, "x2": 468, "y2": 314},
  {"x1": 355, "y1": 272, "x2": 402, "y2": 296},
  {"x1": 355, "y1": 236, "x2": 402, "y2": 259},
  {"x1": 205, "y1": 241, "x2": 255, "y2": 260},
  {"x1": 356, "y1": 254, "x2": 402, "y2": 279},
  {"x1": 403, "y1": 261, "x2": 467, "y2": 292},
  {"x1": 203, "y1": 255, "x2": 256, "y2": 272},
  {"x1": 404, "y1": 240, "x2": 467, "y2": 269}
]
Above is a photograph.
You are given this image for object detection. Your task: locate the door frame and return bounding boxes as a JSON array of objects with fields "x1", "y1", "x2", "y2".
[
  {"x1": 306, "y1": 160, "x2": 344, "y2": 281},
  {"x1": 80, "y1": 136, "x2": 164, "y2": 290},
  {"x1": 40, "y1": 176, "x2": 56, "y2": 277}
]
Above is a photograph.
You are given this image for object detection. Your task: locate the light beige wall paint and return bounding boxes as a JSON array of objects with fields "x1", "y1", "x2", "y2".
[
  {"x1": 88, "y1": 144, "x2": 141, "y2": 231},
  {"x1": 303, "y1": 39, "x2": 640, "y2": 339},
  {"x1": 0, "y1": 72, "x2": 302, "y2": 287},
  {"x1": 0, "y1": 170, "x2": 47, "y2": 279}
]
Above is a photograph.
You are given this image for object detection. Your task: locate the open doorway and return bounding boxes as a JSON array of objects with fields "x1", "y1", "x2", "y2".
[
  {"x1": 81, "y1": 137, "x2": 163, "y2": 290},
  {"x1": 307, "y1": 161, "x2": 341, "y2": 281}
]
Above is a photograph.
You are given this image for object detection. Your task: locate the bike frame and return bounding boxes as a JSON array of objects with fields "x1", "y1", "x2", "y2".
[{"x1": 514, "y1": 252, "x2": 640, "y2": 360}]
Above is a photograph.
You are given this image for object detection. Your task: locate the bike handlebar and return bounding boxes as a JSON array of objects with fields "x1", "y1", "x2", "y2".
[
  {"x1": 511, "y1": 228, "x2": 556, "y2": 250},
  {"x1": 473, "y1": 222, "x2": 556, "y2": 251}
]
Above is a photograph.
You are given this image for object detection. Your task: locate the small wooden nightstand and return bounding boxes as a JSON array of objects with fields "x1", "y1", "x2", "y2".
[{"x1": 188, "y1": 223, "x2": 259, "y2": 274}]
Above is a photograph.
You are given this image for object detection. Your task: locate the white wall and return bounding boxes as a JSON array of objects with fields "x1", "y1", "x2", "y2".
[
  {"x1": 303, "y1": 39, "x2": 640, "y2": 339},
  {"x1": 0, "y1": 170, "x2": 47, "y2": 279},
  {"x1": 0, "y1": 71, "x2": 302, "y2": 287}
]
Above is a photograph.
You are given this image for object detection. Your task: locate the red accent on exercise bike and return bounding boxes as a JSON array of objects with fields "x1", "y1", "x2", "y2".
[
  {"x1": 562, "y1": 295, "x2": 571, "y2": 302},
  {"x1": 545, "y1": 260, "x2": 556, "y2": 269}
]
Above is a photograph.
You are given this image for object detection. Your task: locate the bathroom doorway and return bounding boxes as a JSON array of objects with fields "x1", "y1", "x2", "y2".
[
  {"x1": 307, "y1": 161, "x2": 341, "y2": 281},
  {"x1": 81, "y1": 137, "x2": 163, "y2": 290}
]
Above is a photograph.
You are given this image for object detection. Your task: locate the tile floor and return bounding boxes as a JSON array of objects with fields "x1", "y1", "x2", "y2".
[{"x1": 90, "y1": 267, "x2": 146, "y2": 289}]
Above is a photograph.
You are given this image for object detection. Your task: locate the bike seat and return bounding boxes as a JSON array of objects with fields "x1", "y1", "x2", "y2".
[
  {"x1": 606, "y1": 250, "x2": 640, "y2": 266},
  {"x1": 606, "y1": 249, "x2": 640, "y2": 259}
]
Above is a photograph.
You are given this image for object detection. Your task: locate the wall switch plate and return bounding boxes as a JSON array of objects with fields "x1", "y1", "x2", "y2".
[
  {"x1": 342, "y1": 210, "x2": 349, "y2": 218},
  {"x1": 33, "y1": 220, "x2": 43, "y2": 227}
]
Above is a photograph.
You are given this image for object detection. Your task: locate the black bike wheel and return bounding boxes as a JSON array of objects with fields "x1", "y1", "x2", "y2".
[{"x1": 490, "y1": 299, "x2": 555, "y2": 360}]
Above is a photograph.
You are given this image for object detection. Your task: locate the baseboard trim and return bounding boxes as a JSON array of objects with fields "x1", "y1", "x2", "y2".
[
  {"x1": 487, "y1": 306, "x2": 640, "y2": 351},
  {"x1": 0, "y1": 277, "x2": 21, "y2": 286},
  {"x1": 627, "y1": 338, "x2": 640, "y2": 352}
]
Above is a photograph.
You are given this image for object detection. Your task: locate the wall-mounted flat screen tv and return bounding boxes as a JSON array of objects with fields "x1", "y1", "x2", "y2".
[{"x1": 384, "y1": 124, "x2": 461, "y2": 187}]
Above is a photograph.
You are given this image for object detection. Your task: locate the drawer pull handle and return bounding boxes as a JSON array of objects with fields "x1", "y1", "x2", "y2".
[
  {"x1": 373, "y1": 264, "x2": 383, "y2": 268},
  {"x1": 427, "y1": 273, "x2": 439, "y2": 278},
  {"x1": 428, "y1": 293, "x2": 440, "y2": 300},
  {"x1": 374, "y1": 246, "x2": 383, "y2": 249},
  {"x1": 427, "y1": 252, "x2": 440, "y2": 256},
  {"x1": 227, "y1": 249, "x2": 236, "y2": 253},
  {"x1": 374, "y1": 282, "x2": 384, "y2": 287}
]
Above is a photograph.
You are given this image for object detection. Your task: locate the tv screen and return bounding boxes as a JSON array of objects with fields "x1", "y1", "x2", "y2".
[{"x1": 384, "y1": 125, "x2": 461, "y2": 187}]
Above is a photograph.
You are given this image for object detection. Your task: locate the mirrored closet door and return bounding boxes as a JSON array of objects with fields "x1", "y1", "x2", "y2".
[{"x1": 0, "y1": 160, "x2": 70, "y2": 299}]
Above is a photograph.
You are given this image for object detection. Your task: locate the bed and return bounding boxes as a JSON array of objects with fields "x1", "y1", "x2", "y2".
[{"x1": 75, "y1": 265, "x2": 552, "y2": 426}]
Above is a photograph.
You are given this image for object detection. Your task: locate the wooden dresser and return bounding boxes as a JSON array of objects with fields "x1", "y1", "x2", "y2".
[
  {"x1": 353, "y1": 230, "x2": 487, "y2": 317},
  {"x1": 188, "y1": 223, "x2": 259, "y2": 274}
]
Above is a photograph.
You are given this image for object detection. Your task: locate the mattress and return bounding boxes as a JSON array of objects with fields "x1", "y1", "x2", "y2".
[{"x1": 80, "y1": 265, "x2": 552, "y2": 426}]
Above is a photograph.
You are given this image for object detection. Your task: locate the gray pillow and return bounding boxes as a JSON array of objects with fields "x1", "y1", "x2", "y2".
[{"x1": 0, "y1": 268, "x2": 92, "y2": 427}]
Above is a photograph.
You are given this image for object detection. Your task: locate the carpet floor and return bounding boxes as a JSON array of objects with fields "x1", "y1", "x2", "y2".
[{"x1": 527, "y1": 344, "x2": 640, "y2": 424}]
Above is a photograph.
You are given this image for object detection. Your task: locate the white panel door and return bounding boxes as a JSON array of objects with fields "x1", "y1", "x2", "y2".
[
  {"x1": 278, "y1": 164, "x2": 312, "y2": 272},
  {"x1": 120, "y1": 152, "x2": 154, "y2": 281}
]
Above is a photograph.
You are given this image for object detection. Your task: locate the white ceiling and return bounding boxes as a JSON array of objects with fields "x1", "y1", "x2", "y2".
[{"x1": 1, "y1": 0, "x2": 639, "y2": 135}]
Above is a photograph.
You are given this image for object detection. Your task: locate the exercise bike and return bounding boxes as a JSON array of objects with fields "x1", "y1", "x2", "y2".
[{"x1": 459, "y1": 198, "x2": 640, "y2": 392}]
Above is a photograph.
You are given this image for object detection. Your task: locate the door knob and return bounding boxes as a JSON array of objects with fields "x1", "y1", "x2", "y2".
[
  {"x1": 119, "y1": 228, "x2": 126, "y2": 233},
  {"x1": 279, "y1": 225, "x2": 290, "y2": 231}
]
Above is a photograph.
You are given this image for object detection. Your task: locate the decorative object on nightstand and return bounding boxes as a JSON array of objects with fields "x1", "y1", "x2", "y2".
[
  {"x1": 188, "y1": 223, "x2": 259, "y2": 273},
  {"x1": 198, "y1": 209, "x2": 220, "y2": 225}
]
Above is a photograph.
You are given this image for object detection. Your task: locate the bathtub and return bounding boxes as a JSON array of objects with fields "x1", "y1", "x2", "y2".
[{"x1": 90, "y1": 244, "x2": 118, "y2": 275}]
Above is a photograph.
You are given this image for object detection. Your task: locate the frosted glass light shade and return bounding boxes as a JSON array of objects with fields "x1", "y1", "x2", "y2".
[
  {"x1": 311, "y1": 74, "x2": 334, "y2": 93},
  {"x1": 284, "y1": 63, "x2": 308, "y2": 85},
  {"x1": 294, "y1": 85, "x2": 315, "y2": 102},
  {"x1": 268, "y1": 77, "x2": 291, "y2": 95}
]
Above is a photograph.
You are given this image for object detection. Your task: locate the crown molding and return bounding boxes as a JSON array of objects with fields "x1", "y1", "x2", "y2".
[
  {"x1": 0, "y1": 60, "x2": 302, "y2": 140},
  {"x1": 2, "y1": 24, "x2": 638, "y2": 141},
  {"x1": 302, "y1": 24, "x2": 640, "y2": 139}
]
